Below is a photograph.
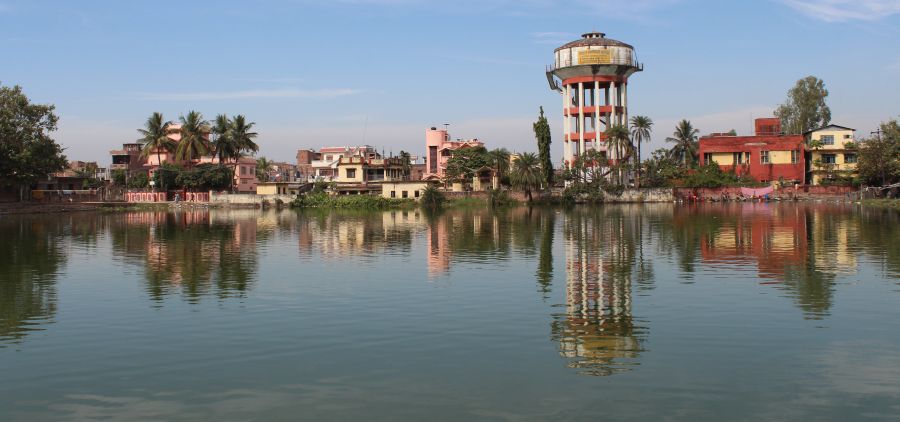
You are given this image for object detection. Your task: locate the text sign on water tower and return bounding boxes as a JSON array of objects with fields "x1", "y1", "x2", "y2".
[{"x1": 578, "y1": 49, "x2": 612, "y2": 65}]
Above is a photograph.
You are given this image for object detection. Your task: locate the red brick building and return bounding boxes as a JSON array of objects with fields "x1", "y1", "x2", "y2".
[{"x1": 699, "y1": 118, "x2": 805, "y2": 184}]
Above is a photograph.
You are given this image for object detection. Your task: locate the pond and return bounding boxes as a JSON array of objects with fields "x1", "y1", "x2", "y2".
[{"x1": 1, "y1": 204, "x2": 898, "y2": 420}]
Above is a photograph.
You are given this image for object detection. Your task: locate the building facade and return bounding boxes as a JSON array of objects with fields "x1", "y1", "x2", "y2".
[
  {"x1": 424, "y1": 127, "x2": 485, "y2": 179},
  {"x1": 805, "y1": 125, "x2": 858, "y2": 185},
  {"x1": 699, "y1": 118, "x2": 806, "y2": 184}
]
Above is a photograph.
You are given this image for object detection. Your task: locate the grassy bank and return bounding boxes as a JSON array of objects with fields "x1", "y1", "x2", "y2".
[
  {"x1": 861, "y1": 198, "x2": 900, "y2": 210},
  {"x1": 291, "y1": 193, "x2": 415, "y2": 209}
]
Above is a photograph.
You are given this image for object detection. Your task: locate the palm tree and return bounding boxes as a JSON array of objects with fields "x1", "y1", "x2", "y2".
[
  {"x1": 666, "y1": 119, "x2": 700, "y2": 167},
  {"x1": 138, "y1": 112, "x2": 173, "y2": 171},
  {"x1": 230, "y1": 114, "x2": 259, "y2": 156},
  {"x1": 176, "y1": 110, "x2": 210, "y2": 167},
  {"x1": 630, "y1": 116, "x2": 653, "y2": 188},
  {"x1": 605, "y1": 124, "x2": 631, "y2": 185},
  {"x1": 256, "y1": 156, "x2": 272, "y2": 182},
  {"x1": 211, "y1": 114, "x2": 235, "y2": 167},
  {"x1": 488, "y1": 148, "x2": 511, "y2": 183},
  {"x1": 510, "y1": 152, "x2": 541, "y2": 201}
]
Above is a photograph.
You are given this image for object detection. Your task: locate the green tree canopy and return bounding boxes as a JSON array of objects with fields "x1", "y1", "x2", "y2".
[
  {"x1": 775, "y1": 76, "x2": 832, "y2": 134},
  {"x1": 0, "y1": 83, "x2": 68, "y2": 197},
  {"x1": 138, "y1": 112, "x2": 172, "y2": 167},
  {"x1": 176, "y1": 110, "x2": 210, "y2": 165},
  {"x1": 630, "y1": 115, "x2": 653, "y2": 188},
  {"x1": 444, "y1": 146, "x2": 491, "y2": 181},
  {"x1": 858, "y1": 119, "x2": 899, "y2": 186}
]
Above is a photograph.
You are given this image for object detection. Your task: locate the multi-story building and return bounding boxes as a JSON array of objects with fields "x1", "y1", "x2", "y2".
[
  {"x1": 295, "y1": 149, "x2": 322, "y2": 181},
  {"x1": 308, "y1": 145, "x2": 380, "y2": 182},
  {"x1": 804, "y1": 125, "x2": 858, "y2": 185},
  {"x1": 109, "y1": 143, "x2": 145, "y2": 174},
  {"x1": 424, "y1": 127, "x2": 485, "y2": 179},
  {"x1": 698, "y1": 118, "x2": 806, "y2": 184}
]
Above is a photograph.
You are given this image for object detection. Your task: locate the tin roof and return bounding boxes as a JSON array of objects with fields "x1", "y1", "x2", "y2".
[{"x1": 555, "y1": 32, "x2": 633, "y2": 52}]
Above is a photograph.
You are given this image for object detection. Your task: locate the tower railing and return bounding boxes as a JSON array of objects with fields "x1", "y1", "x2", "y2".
[{"x1": 546, "y1": 58, "x2": 643, "y2": 72}]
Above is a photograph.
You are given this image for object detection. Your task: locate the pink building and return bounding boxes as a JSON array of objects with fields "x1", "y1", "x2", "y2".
[{"x1": 424, "y1": 127, "x2": 485, "y2": 179}]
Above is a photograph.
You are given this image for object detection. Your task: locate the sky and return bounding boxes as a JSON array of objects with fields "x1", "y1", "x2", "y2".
[{"x1": 1, "y1": 0, "x2": 898, "y2": 165}]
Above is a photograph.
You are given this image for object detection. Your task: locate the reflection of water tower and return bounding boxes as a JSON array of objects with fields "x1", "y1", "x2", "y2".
[{"x1": 546, "y1": 32, "x2": 643, "y2": 169}]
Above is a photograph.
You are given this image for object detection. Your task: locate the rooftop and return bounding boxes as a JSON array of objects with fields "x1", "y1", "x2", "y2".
[{"x1": 555, "y1": 32, "x2": 633, "y2": 52}]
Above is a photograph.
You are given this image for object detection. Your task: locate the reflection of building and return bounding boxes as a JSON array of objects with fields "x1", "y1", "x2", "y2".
[
  {"x1": 805, "y1": 125, "x2": 858, "y2": 185},
  {"x1": 699, "y1": 204, "x2": 808, "y2": 279},
  {"x1": 554, "y1": 211, "x2": 644, "y2": 376},
  {"x1": 699, "y1": 118, "x2": 806, "y2": 184}
]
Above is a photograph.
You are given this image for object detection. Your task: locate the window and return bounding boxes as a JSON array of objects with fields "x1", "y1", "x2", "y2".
[
  {"x1": 390, "y1": 190, "x2": 396, "y2": 198},
  {"x1": 346, "y1": 168, "x2": 356, "y2": 178},
  {"x1": 844, "y1": 154, "x2": 857, "y2": 164},
  {"x1": 843, "y1": 134, "x2": 852, "y2": 139},
  {"x1": 821, "y1": 154, "x2": 836, "y2": 164},
  {"x1": 791, "y1": 150, "x2": 799, "y2": 164},
  {"x1": 415, "y1": 190, "x2": 420, "y2": 198},
  {"x1": 821, "y1": 135, "x2": 834, "y2": 145},
  {"x1": 733, "y1": 152, "x2": 743, "y2": 164},
  {"x1": 745, "y1": 152, "x2": 751, "y2": 163},
  {"x1": 325, "y1": 155, "x2": 333, "y2": 161},
  {"x1": 760, "y1": 150, "x2": 770, "y2": 164},
  {"x1": 703, "y1": 153, "x2": 714, "y2": 164},
  {"x1": 402, "y1": 191, "x2": 408, "y2": 198}
]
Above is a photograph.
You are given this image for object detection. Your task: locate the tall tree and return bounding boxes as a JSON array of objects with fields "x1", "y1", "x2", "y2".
[
  {"x1": 666, "y1": 119, "x2": 700, "y2": 166},
  {"x1": 510, "y1": 152, "x2": 542, "y2": 202},
  {"x1": 534, "y1": 106, "x2": 553, "y2": 186},
  {"x1": 0, "y1": 84, "x2": 68, "y2": 200},
  {"x1": 857, "y1": 119, "x2": 899, "y2": 186},
  {"x1": 398, "y1": 150, "x2": 412, "y2": 179},
  {"x1": 210, "y1": 114, "x2": 235, "y2": 167},
  {"x1": 138, "y1": 112, "x2": 172, "y2": 172},
  {"x1": 775, "y1": 76, "x2": 832, "y2": 134},
  {"x1": 488, "y1": 148, "x2": 511, "y2": 182},
  {"x1": 630, "y1": 116, "x2": 653, "y2": 188},
  {"x1": 230, "y1": 114, "x2": 259, "y2": 157},
  {"x1": 605, "y1": 123, "x2": 631, "y2": 185},
  {"x1": 176, "y1": 110, "x2": 210, "y2": 167}
]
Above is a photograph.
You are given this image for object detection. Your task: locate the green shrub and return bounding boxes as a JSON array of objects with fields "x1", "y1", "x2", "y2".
[
  {"x1": 420, "y1": 185, "x2": 445, "y2": 209},
  {"x1": 127, "y1": 172, "x2": 149, "y2": 188},
  {"x1": 291, "y1": 192, "x2": 413, "y2": 209}
]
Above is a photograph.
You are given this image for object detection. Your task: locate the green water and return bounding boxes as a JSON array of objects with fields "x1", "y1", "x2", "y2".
[{"x1": 1, "y1": 204, "x2": 898, "y2": 421}]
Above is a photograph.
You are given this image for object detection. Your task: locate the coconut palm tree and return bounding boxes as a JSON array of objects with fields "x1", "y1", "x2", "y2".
[
  {"x1": 211, "y1": 114, "x2": 236, "y2": 167},
  {"x1": 510, "y1": 152, "x2": 541, "y2": 201},
  {"x1": 666, "y1": 119, "x2": 700, "y2": 167},
  {"x1": 630, "y1": 115, "x2": 653, "y2": 188},
  {"x1": 138, "y1": 112, "x2": 173, "y2": 170},
  {"x1": 230, "y1": 114, "x2": 259, "y2": 157},
  {"x1": 605, "y1": 123, "x2": 632, "y2": 185},
  {"x1": 176, "y1": 110, "x2": 210, "y2": 167},
  {"x1": 256, "y1": 156, "x2": 272, "y2": 182},
  {"x1": 488, "y1": 148, "x2": 511, "y2": 183}
]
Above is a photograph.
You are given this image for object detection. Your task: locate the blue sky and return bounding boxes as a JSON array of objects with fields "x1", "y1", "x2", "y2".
[{"x1": 2, "y1": 0, "x2": 898, "y2": 164}]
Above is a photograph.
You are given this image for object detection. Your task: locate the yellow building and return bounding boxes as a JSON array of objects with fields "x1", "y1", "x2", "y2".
[
  {"x1": 332, "y1": 156, "x2": 409, "y2": 184},
  {"x1": 805, "y1": 125, "x2": 858, "y2": 185},
  {"x1": 380, "y1": 181, "x2": 435, "y2": 200},
  {"x1": 256, "y1": 182, "x2": 302, "y2": 195}
]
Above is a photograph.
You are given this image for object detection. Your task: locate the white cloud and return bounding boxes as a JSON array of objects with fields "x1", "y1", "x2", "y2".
[
  {"x1": 134, "y1": 88, "x2": 361, "y2": 101},
  {"x1": 781, "y1": 0, "x2": 900, "y2": 22},
  {"x1": 532, "y1": 32, "x2": 578, "y2": 45}
]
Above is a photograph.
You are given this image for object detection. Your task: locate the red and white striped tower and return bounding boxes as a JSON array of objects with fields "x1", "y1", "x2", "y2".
[{"x1": 546, "y1": 32, "x2": 643, "y2": 170}]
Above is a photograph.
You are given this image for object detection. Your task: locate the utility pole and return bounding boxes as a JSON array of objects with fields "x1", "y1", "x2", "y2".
[{"x1": 871, "y1": 128, "x2": 883, "y2": 141}]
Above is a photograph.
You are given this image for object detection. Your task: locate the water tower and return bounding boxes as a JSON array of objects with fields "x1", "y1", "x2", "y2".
[{"x1": 546, "y1": 32, "x2": 643, "y2": 169}]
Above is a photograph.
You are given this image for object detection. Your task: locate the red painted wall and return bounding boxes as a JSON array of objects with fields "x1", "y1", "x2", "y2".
[{"x1": 699, "y1": 134, "x2": 806, "y2": 183}]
